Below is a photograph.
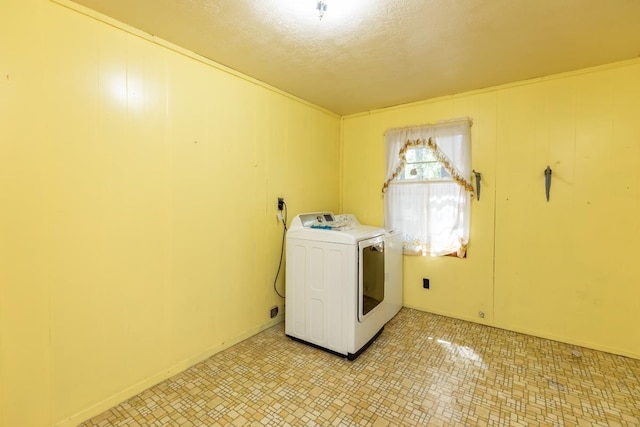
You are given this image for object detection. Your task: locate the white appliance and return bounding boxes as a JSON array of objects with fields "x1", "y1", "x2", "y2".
[{"x1": 285, "y1": 212, "x2": 402, "y2": 360}]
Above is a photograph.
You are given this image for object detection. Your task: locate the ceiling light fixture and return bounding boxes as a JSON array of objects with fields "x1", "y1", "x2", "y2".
[{"x1": 316, "y1": 1, "x2": 327, "y2": 20}]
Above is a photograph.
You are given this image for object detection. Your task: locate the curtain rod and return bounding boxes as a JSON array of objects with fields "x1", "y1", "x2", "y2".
[{"x1": 384, "y1": 117, "x2": 472, "y2": 135}]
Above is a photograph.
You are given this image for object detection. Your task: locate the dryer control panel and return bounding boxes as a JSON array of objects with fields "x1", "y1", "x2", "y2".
[{"x1": 297, "y1": 212, "x2": 357, "y2": 231}]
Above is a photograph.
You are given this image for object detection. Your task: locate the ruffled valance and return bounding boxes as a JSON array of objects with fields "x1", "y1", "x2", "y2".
[
  {"x1": 382, "y1": 118, "x2": 474, "y2": 195},
  {"x1": 381, "y1": 136, "x2": 474, "y2": 195}
]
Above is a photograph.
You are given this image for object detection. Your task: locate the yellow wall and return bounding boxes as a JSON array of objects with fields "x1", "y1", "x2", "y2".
[
  {"x1": 0, "y1": 1, "x2": 340, "y2": 426},
  {"x1": 342, "y1": 60, "x2": 640, "y2": 360}
]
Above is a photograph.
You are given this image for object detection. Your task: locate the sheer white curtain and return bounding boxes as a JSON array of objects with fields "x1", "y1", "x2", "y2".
[{"x1": 383, "y1": 118, "x2": 473, "y2": 257}]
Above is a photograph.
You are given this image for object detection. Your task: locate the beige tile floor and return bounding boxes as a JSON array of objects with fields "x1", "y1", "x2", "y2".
[{"x1": 81, "y1": 308, "x2": 640, "y2": 426}]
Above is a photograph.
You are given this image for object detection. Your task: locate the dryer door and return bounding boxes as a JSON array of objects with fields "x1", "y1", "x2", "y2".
[{"x1": 358, "y1": 235, "x2": 385, "y2": 322}]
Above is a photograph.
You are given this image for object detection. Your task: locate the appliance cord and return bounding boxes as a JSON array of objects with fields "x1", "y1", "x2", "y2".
[{"x1": 273, "y1": 201, "x2": 287, "y2": 298}]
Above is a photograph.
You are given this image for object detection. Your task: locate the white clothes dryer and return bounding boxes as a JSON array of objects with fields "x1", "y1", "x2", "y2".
[{"x1": 285, "y1": 212, "x2": 402, "y2": 360}]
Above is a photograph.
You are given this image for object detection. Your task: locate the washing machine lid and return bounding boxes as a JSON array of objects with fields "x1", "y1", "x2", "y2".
[{"x1": 287, "y1": 212, "x2": 385, "y2": 244}]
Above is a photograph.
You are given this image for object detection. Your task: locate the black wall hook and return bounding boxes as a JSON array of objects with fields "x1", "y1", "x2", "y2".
[
  {"x1": 472, "y1": 170, "x2": 482, "y2": 201},
  {"x1": 544, "y1": 166, "x2": 552, "y2": 202}
]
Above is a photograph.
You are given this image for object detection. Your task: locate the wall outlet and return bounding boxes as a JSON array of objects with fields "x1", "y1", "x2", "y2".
[
  {"x1": 423, "y1": 278, "x2": 430, "y2": 289},
  {"x1": 277, "y1": 197, "x2": 284, "y2": 211},
  {"x1": 270, "y1": 305, "x2": 279, "y2": 318}
]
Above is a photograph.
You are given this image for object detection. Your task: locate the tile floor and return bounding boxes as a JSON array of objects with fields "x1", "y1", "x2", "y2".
[{"x1": 81, "y1": 308, "x2": 640, "y2": 426}]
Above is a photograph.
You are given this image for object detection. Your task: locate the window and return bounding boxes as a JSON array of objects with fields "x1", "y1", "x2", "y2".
[
  {"x1": 401, "y1": 147, "x2": 451, "y2": 181},
  {"x1": 382, "y1": 118, "x2": 473, "y2": 257}
]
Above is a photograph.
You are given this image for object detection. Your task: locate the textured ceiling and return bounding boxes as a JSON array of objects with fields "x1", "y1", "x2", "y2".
[{"x1": 70, "y1": 0, "x2": 640, "y2": 115}]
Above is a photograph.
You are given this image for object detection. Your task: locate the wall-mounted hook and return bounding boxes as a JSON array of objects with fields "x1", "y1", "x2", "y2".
[
  {"x1": 544, "y1": 166, "x2": 552, "y2": 202},
  {"x1": 472, "y1": 170, "x2": 482, "y2": 201}
]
